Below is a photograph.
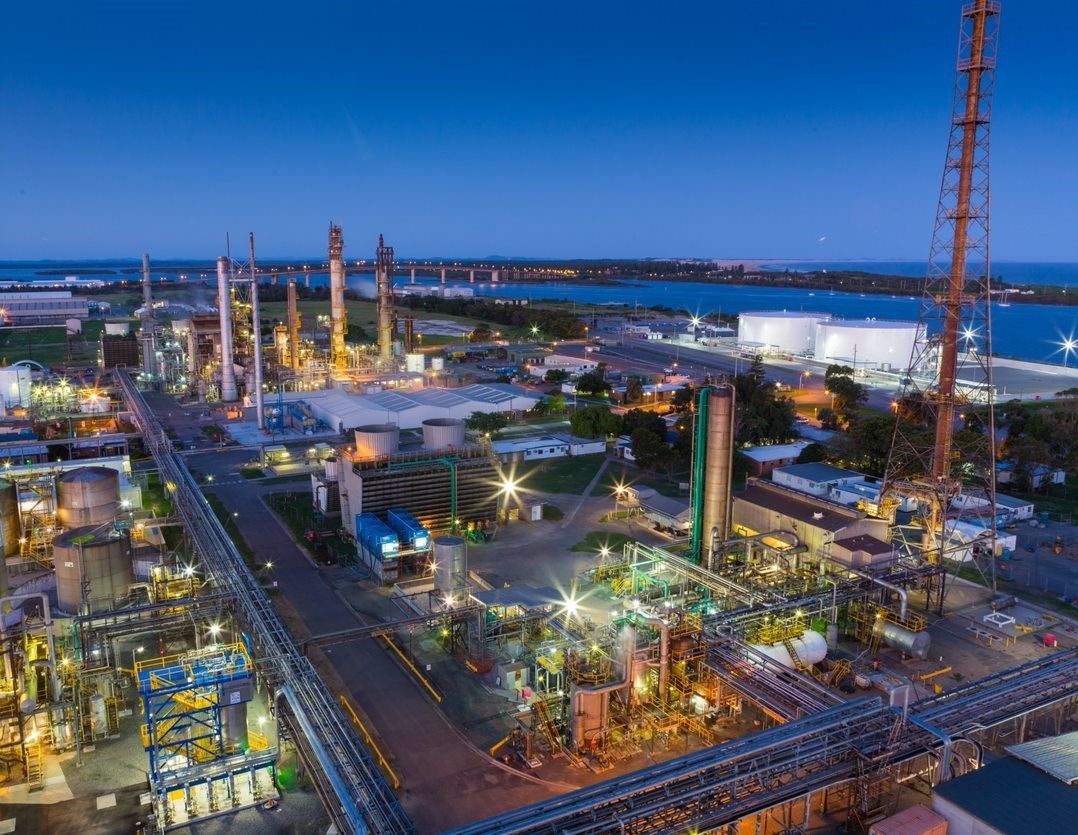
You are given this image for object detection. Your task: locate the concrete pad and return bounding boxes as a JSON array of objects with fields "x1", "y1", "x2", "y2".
[
  {"x1": 95, "y1": 794, "x2": 117, "y2": 810},
  {"x1": 0, "y1": 819, "x2": 15, "y2": 834}
]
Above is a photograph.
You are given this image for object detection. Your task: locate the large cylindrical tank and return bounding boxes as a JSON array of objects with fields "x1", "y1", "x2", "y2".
[
  {"x1": 423, "y1": 418, "x2": 465, "y2": 451},
  {"x1": 53, "y1": 526, "x2": 133, "y2": 614},
  {"x1": 701, "y1": 386, "x2": 735, "y2": 564},
  {"x1": 354, "y1": 424, "x2": 399, "y2": 459},
  {"x1": 872, "y1": 620, "x2": 931, "y2": 660},
  {"x1": 737, "y1": 311, "x2": 830, "y2": 355},
  {"x1": 814, "y1": 319, "x2": 922, "y2": 372},
  {"x1": 405, "y1": 353, "x2": 426, "y2": 373},
  {"x1": 433, "y1": 535, "x2": 467, "y2": 595},
  {"x1": 0, "y1": 479, "x2": 20, "y2": 559},
  {"x1": 431, "y1": 356, "x2": 445, "y2": 372},
  {"x1": 56, "y1": 467, "x2": 120, "y2": 528},
  {"x1": 750, "y1": 630, "x2": 828, "y2": 670}
]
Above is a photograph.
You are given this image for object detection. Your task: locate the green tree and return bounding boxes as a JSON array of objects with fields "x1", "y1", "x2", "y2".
[
  {"x1": 817, "y1": 407, "x2": 840, "y2": 430},
  {"x1": 796, "y1": 442, "x2": 827, "y2": 464},
  {"x1": 465, "y1": 411, "x2": 510, "y2": 436},
  {"x1": 570, "y1": 405, "x2": 621, "y2": 439},
  {"x1": 621, "y1": 408, "x2": 667, "y2": 438},
  {"x1": 546, "y1": 393, "x2": 568, "y2": 415},
  {"x1": 575, "y1": 369, "x2": 611, "y2": 397},
  {"x1": 624, "y1": 376, "x2": 644, "y2": 403},
  {"x1": 543, "y1": 368, "x2": 569, "y2": 384},
  {"x1": 827, "y1": 375, "x2": 868, "y2": 417},
  {"x1": 670, "y1": 384, "x2": 696, "y2": 413},
  {"x1": 630, "y1": 427, "x2": 673, "y2": 473},
  {"x1": 835, "y1": 411, "x2": 899, "y2": 476}
]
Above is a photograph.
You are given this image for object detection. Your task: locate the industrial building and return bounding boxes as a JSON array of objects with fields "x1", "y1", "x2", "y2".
[
  {"x1": 739, "y1": 441, "x2": 812, "y2": 476},
  {"x1": 287, "y1": 383, "x2": 542, "y2": 434},
  {"x1": 0, "y1": 290, "x2": 92, "y2": 325}
]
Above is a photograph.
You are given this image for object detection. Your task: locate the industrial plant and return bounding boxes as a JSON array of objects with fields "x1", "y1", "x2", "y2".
[{"x1": 0, "y1": 2, "x2": 1073, "y2": 835}]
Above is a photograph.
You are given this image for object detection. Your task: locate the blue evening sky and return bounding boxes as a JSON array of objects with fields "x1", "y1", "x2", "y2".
[{"x1": 1, "y1": 1, "x2": 1075, "y2": 261}]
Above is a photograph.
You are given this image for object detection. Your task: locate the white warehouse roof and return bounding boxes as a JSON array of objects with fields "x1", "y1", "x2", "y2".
[{"x1": 284, "y1": 384, "x2": 542, "y2": 433}]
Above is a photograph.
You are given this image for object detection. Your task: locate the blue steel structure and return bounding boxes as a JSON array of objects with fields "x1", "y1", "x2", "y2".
[{"x1": 138, "y1": 644, "x2": 254, "y2": 782}]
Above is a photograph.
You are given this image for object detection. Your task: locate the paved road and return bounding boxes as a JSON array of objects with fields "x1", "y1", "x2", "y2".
[{"x1": 187, "y1": 449, "x2": 556, "y2": 833}]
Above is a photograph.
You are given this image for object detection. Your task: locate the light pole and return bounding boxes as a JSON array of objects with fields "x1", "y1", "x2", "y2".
[{"x1": 799, "y1": 370, "x2": 811, "y2": 391}]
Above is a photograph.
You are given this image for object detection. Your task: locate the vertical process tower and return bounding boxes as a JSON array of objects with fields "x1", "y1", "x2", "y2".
[
  {"x1": 376, "y1": 234, "x2": 395, "y2": 360},
  {"x1": 328, "y1": 223, "x2": 347, "y2": 371}
]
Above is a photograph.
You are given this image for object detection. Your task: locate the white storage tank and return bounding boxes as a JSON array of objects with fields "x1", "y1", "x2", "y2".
[
  {"x1": 405, "y1": 353, "x2": 426, "y2": 373},
  {"x1": 422, "y1": 418, "x2": 465, "y2": 451},
  {"x1": 433, "y1": 535, "x2": 467, "y2": 596},
  {"x1": 53, "y1": 526, "x2": 133, "y2": 614},
  {"x1": 324, "y1": 456, "x2": 339, "y2": 482},
  {"x1": 750, "y1": 630, "x2": 828, "y2": 670},
  {"x1": 353, "y1": 424, "x2": 400, "y2": 460},
  {"x1": 104, "y1": 321, "x2": 130, "y2": 336},
  {"x1": 431, "y1": 356, "x2": 445, "y2": 371},
  {"x1": 737, "y1": 311, "x2": 830, "y2": 355},
  {"x1": 814, "y1": 319, "x2": 923, "y2": 371},
  {"x1": 56, "y1": 467, "x2": 120, "y2": 528}
]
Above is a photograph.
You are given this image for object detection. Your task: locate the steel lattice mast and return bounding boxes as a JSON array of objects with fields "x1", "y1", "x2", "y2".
[{"x1": 884, "y1": 1, "x2": 1001, "y2": 578}]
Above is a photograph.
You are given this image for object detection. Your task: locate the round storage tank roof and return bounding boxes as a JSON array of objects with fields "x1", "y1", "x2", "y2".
[
  {"x1": 740, "y1": 310, "x2": 832, "y2": 319},
  {"x1": 53, "y1": 525, "x2": 118, "y2": 549},
  {"x1": 817, "y1": 318, "x2": 918, "y2": 329},
  {"x1": 57, "y1": 466, "x2": 119, "y2": 484}
]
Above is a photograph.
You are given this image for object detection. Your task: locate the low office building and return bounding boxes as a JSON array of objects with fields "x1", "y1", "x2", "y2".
[
  {"x1": 740, "y1": 441, "x2": 811, "y2": 477},
  {"x1": 772, "y1": 462, "x2": 864, "y2": 497},
  {"x1": 491, "y1": 434, "x2": 605, "y2": 464}
]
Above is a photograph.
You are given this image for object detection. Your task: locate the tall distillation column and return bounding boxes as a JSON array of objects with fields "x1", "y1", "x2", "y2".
[
  {"x1": 287, "y1": 276, "x2": 300, "y2": 371},
  {"x1": 139, "y1": 252, "x2": 156, "y2": 377},
  {"x1": 700, "y1": 385, "x2": 735, "y2": 570},
  {"x1": 216, "y1": 256, "x2": 238, "y2": 402},
  {"x1": 376, "y1": 234, "x2": 395, "y2": 360},
  {"x1": 248, "y1": 234, "x2": 265, "y2": 429},
  {"x1": 328, "y1": 223, "x2": 347, "y2": 371}
]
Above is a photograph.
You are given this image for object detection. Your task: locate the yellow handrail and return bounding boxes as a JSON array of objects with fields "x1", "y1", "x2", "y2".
[
  {"x1": 379, "y1": 635, "x2": 442, "y2": 703},
  {"x1": 337, "y1": 695, "x2": 400, "y2": 790}
]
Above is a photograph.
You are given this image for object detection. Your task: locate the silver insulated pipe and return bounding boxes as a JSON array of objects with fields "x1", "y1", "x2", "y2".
[{"x1": 140, "y1": 253, "x2": 156, "y2": 376}]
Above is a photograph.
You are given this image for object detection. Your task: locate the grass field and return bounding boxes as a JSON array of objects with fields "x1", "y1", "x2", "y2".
[
  {"x1": 570, "y1": 530, "x2": 633, "y2": 554},
  {"x1": 0, "y1": 320, "x2": 106, "y2": 368},
  {"x1": 518, "y1": 454, "x2": 606, "y2": 494}
]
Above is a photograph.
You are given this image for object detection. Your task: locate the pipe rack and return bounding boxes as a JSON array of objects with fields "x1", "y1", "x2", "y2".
[
  {"x1": 118, "y1": 371, "x2": 413, "y2": 835},
  {"x1": 457, "y1": 648, "x2": 1078, "y2": 834}
]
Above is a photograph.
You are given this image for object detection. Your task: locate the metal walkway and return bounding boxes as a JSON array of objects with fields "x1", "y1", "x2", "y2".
[
  {"x1": 455, "y1": 647, "x2": 1078, "y2": 834},
  {"x1": 118, "y1": 372, "x2": 413, "y2": 835}
]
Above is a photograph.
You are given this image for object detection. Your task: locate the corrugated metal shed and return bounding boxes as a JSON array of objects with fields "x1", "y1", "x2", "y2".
[{"x1": 1006, "y1": 730, "x2": 1078, "y2": 785}]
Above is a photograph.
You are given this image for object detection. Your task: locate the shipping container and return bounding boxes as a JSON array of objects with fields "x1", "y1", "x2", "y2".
[{"x1": 386, "y1": 508, "x2": 431, "y2": 551}]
